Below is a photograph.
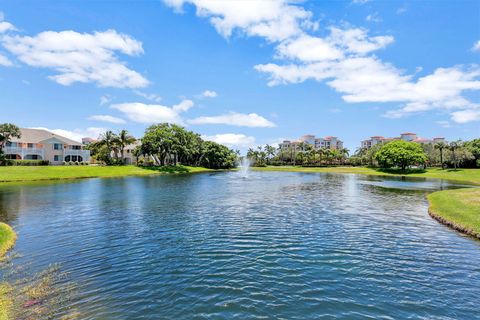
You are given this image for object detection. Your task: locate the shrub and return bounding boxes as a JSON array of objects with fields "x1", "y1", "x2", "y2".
[
  {"x1": 69, "y1": 161, "x2": 74, "y2": 165},
  {"x1": 9, "y1": 160, "x2": 49, "y2": 166}
]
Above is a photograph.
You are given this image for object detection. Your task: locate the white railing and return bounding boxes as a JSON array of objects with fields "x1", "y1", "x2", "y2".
[
  {"x1": 64, "y1": 149, "x2": 91, "y2": 160},
  {"x1": 4, "y1": 147, "x2": 45, "y2": 158}
]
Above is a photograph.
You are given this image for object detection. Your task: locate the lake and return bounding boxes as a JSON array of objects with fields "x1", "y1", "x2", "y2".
[{"x1": 1, "y1": 171, "x2": 479, "y2": 319}]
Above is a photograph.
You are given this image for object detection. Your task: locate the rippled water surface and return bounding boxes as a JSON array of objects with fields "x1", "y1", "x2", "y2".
[{"x1": 1, "y1": 172, "x2": 479, "y2": 319}]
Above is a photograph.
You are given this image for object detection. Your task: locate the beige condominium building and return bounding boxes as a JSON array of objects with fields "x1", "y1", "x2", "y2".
[
  {"x1": 5, "y1": 128, "x2": 91, "y2": 164},
  {"x1": 361, "y1": 132, "x2": 446, "y2": 149},
  {"x1": 279, "y1": 134, "x2": 344, "y2": 151}
]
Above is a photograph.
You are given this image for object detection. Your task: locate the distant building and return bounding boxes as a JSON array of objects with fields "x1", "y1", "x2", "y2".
[
  {"x1": 279, "y1": 134, "x2": 344, "y2": 151},
  {"x1": 5, "y1": 128, "x2": 90, "y2": 164},
  {"x1": 82, "y1": 137, "x2": 95, "y2": 145},
  {"x1": 361, "y1": 132, "x2": 446, "y2": 149}
]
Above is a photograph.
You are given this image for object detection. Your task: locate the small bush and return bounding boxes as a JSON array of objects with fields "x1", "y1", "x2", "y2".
[
  {"x1": 75, "y1": 161, "x2": 79, "y2": 165},
  {"x1": 9, "y1": 160, "x2": 50, "y2": 166},
  {"x1": 69, "y1": 161, "x2": 74, "y2": 165}
]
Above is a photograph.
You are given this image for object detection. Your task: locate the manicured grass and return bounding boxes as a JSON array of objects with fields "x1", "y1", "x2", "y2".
[
  {"x1": 0, "y1": 223, "x2": 16, "y2": 320},
  {"x1": 0, "y1": 223, "x2": 16, "y2": 259},
  {"x1": 0, "y1": 165, "x2": 215, "y2": 183},
  {"x1": 428, "y1": 188, "x2": 480, "y2": 239},
  {"x1": 0, "y1": 283, "x2": 12, "y2": 320},
  {"x1": 253, "y1": 166, "x2": 480, "y2": 185}
]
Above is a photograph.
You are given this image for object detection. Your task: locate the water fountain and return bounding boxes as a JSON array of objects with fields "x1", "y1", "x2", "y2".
[{"x1": 239, "y1": 157, "x2": 250, "y2": 178}]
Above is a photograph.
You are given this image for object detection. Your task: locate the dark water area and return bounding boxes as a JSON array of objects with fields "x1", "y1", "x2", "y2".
[{"x1": 0, "y1": 172, "x2": 479, "y2": 319}]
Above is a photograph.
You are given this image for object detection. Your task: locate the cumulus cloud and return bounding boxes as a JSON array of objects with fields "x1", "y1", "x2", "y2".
[
  {"x1": 166, "y1": 0, "x2": 480, "y2": 123},
  {"x1": 2, "y1": 29, "x2": 149, "y2": 88},
  {"x1": 202, "y1": 133, "x2": 255, "y2": 147},
  {"x1": 0, "y1": 21, "x2": 16, "y2": 33},
  {"x1": 188, "y1": 112, "x2": 276, "y2": 127},
  {"x1": 133, "y1": 90, "x2": 162, "y2": 102},
  {"x1": 450, "y1": 108, "x2": 480, "y2": 123},
  {"x1": 111, "y1": 99, "x2": 194, "y2": 124},
  {"x1": 88, "y1": 115, "x2": 126, "y2": 124},
  {"x1": 202, "y1": 90, "x2": 217, "y2": 98},
  {"x1": 0, "y1": 53, "x2": 12, "y2": 66},
  {"x1": 163, "y1": 0, "x2": 316, "y2": 42},
  {"x1": 31, "y1": 127, "x2": 106, "y2": 142},
  {"x1": 472, "y1": 40, "x2": 480, "y2": 52},
  {"x1": 100, "y1": 95, "x2": 112, "y2": 106}
]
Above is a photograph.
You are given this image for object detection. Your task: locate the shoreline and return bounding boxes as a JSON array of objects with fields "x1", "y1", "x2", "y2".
[
  {"x1": 0, "y1": 165, "x2": 220, "y2": 184},
  {"x1": 427, "y1": 189, "x2": 480, "y2": 240},
  {"x1": 251, "y1": 166, "x2": 480, "y2": 185}
]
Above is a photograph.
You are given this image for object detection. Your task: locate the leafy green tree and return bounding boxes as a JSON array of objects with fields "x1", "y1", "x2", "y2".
[
  {"x1": 374, "y1": 140, "x2": 427, "y2": 170},
  {"x1": 465, "y1": 139, "x2": 480, "y2": 168},
  {"x1": 0, "y1": 123, "x2": 21, "y2": 152}
]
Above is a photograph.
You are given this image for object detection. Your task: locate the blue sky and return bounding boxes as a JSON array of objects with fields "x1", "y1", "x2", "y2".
[{"x1": 0, "y1": 0, "x2": 479, "y2": 152}]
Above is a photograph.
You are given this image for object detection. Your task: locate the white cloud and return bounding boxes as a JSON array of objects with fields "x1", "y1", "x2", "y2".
[
  {"x1": 472, "y1": 40, "x2": 480, "y2": 52},
  {"x1": 436, "y1": 120, "x2": 451, "y2": 128},
  {"x1": 133, "y1": 90, "x2": 162, "y2": 102},
  {"x1": 163, "y1": 0, "x2": 316, "y2": 42},
  {"x1": 188, "y1": 112, "x2": 276, "y2": 127},
  {"x1": 366, "y1": 13, "x2": 382, "y2": 23},
  {"x1": 111, "y1": 99, "x2": 193, "y2": 124},
  {"x1": 352, "y1": 0, "x2": 371, "y2": 4},
  {"x1": 100, "y1": 95, "x2": 112, "y2": 105},
  {"x1": 202, "y1": 133, "x2": 255, "y2": 147},
  {"x1": 396, "y1": 6, "x2": 408, "y2": 15},
  {"x1": 276, "y1": 35, "x2": 343, "y2": 62},
  {"x1": 201, "y1": 90, "x2": 217, "y2": 98},
  {"x1": 0, "y1": 21, "x2": 16, "y2": 33},
  {"x1": 2, "y1": 29, "x2": 149, "y2": 88},
  {"x1": 0, "y1": 53, "x2": 12, "y2": 66},
  {"x1": 31, "y1": 127, "x2": 106, "y2": 142},
  {"x1": 450, "y1": 108, "x2": 480, "y2": 123},
  {"x1": 88, "y1": 115, "x2": 126, "y2": 124},
  {"x1": 165, "y1": 0, "x2": 480, "y2": 123}
]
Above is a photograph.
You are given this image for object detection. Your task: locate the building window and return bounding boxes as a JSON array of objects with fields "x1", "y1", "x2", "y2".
[
  {"x1": 54, "y1": 155, "x2": 60, "y2": 161},
  {"x1": 54, "y1": 143, "x2": 62, "y2": 150},
  {"x1": 27, "y1": 143, "x2": 34, "y2": 148},
  {"x1": 70, "y1": 145, "x2": 81, "y2": 150}
]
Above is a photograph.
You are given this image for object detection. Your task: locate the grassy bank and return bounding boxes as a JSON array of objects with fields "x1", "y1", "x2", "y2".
[
  {"x1": 0, "y1": 165, "x2": 215, "y2": 183},
  {"x1": 252, "y1": 166, "x2": 480, "y2": 185},
  {"x1": 0, "y1": 223, "x2": 16, "y2": 320},
  {"x1": 0, "y1": 223, "x2": 16, "y2": 259},
  {"x1": 428, "y1": 188, "x2": 480, "y2": 239}
]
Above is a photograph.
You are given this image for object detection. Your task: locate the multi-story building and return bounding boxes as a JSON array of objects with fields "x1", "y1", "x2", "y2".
[
  {"x1": 4, "y1": 128, "x2": 91, "y2": 164},
  {"x1": 279, "y1": 134, "x2": 344, "y2": 151},
  {"x1": 361, "y1": 132, "x2": 446, "y2": 149}
]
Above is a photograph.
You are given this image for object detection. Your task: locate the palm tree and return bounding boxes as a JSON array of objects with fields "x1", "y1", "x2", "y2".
[
  {"x1": 449, "y1": 140, "x2": 462, "y2": 170},
  {"x1": 98, "y1": 130, "x2": 118, "y2": 162},
  {"x1": 118, "y1": 130, "x2": 136, "y2": 164},
  {"x1": 434, "y1": 141, "x2": 447, "y2": 169}
]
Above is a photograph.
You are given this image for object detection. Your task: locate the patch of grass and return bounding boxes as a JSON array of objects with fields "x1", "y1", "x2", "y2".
[
  {"x1": 0, "y1": 283, "x2": 12, "y2": 320},
  {"x1": 0, "y1": 223, "x2": 16, "y2": 260},
  {"x1": 427, "y1": 188, "x2": 480, "y2": 238},
  {"x1": 0, "y1": 165, "x2": 215, "y2": 183},
  {"x1": 252, "y1": 166, "x2": 480, "y2": 185}
]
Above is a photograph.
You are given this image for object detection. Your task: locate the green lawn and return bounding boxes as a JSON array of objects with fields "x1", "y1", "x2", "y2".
[
  {"x1": 428, "y1": 188, "x2": 480, "y2": 239},
  {"x1": 0, "y1": 165, "x2": 214, "y2": 183},
  {"x1": 252, "y1": 166, "x2": 480, "y2": 185},
  {"x1": 0, "y1": 223, "x2": 16, "y2": 259}
]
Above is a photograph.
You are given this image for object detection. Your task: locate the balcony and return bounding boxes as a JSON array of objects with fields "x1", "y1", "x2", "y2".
[
  {"x1": 64, "y1": 149, "x2": 90, "y2": 160},
  {"x1": 4, "y1": 147, "x2": 45, "y2": 159}
]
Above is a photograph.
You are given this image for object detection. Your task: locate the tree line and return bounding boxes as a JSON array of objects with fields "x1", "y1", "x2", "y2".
[
  {"x1": 351, "y1": 139, "x2": 480, "y2": 169},
  {"x1": 247, "y1": 143, "x2": 350, "y2": 167},
  {"x1": 88, "y1": 123, "x2": 238, "y2": 169}
]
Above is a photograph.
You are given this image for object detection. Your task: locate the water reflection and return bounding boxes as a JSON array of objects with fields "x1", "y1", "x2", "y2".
[{"x1": 0, "y1": 172, "x2": 478, "y2": 319}]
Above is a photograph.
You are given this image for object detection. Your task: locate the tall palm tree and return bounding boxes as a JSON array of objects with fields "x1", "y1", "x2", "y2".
[
  {"x1": 118, "y1": 129, "x2": 136, "y2": 164},
  {"x1": 449, "y1": 140, "x2": 462, "y2": 170},
  {"x1": 434, "y1": 141, "x2": 446, "y2": 169},
  {"x1": 99, "y1": 130, "x2": 118, "y2": 162}
]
